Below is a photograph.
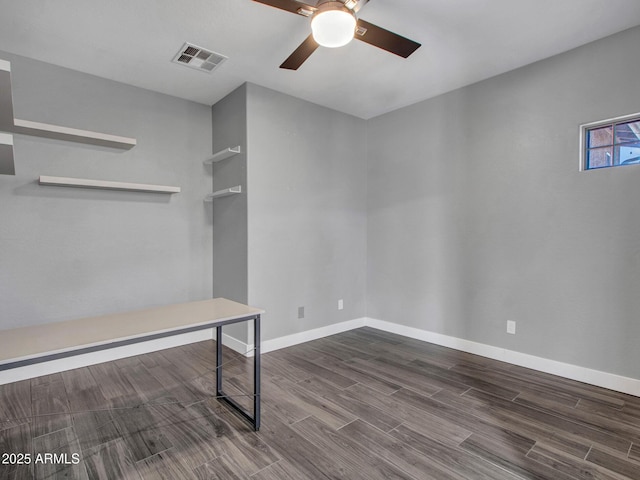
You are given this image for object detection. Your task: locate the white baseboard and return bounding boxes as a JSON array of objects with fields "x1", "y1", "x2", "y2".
[
  {"x1": 365, "y1": 317, "x2": 640, "y2": 398},
  {"x1": 261, "y1": 317, "x2": 367, "y2": 354},
  {"x1": 3, "y1": 314, "x2": 638, "y2": 398},
  {"x1": 222, "y1": 333, "x2": 254, "y2": 358},
  {"x1": 0, "y1": 330, "x2": 213, "y2": 386}
]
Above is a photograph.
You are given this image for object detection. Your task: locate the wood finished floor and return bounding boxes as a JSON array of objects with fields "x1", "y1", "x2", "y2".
[{"x1": 1, "y1": 327, "x2": 640, "y2": 479}]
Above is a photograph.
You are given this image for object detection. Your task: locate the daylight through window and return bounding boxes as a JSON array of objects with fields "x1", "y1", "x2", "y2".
[{"x1": 581, "y1": 113, "x2": 640, "y2": 170}]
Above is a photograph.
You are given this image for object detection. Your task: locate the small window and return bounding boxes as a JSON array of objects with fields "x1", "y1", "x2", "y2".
[{"x1": 581, "y1": 113, "x2": 640, "y2": 170}]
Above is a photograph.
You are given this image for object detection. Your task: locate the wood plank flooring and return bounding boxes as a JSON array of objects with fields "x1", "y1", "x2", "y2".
[{"x1": 1, "y1": 327, "x2": 639, "y2": 479}]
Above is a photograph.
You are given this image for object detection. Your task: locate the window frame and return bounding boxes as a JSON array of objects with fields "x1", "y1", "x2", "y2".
[{"x1": 579, "y1": 111, "x2": 640, "y2": 171}]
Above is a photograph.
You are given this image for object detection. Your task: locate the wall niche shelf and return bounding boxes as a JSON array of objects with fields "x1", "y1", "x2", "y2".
[
  {"x1": 38, "y1": 175, "x2": 180, "y2": 194},
  {"x1": 0, "y1": 59, "x2": 136, "y2": 153},
  {"x1": 204, "y1": 146, "x2": 241, "y2": 165},
  {"x1": 204, "y1": 185, "x2": 242, "y2": 201}
]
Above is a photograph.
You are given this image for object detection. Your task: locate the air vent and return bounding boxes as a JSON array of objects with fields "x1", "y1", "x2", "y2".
[{"x1": 172, "y1": 42, "x2": 227, "y2": 73}]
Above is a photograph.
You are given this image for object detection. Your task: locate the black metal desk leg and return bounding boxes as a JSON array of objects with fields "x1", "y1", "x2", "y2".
[
  {"x1": 214, "y1": 315, "x2": 260, "y2": 431},
  {"x1": 253, "y1": 314, "x2": 261, "y2": 431},
  {"x1": 216, "y1": 325, "x2": 223, "y2": 395}
]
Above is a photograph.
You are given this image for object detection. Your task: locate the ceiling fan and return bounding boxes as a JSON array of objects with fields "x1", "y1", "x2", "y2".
[{"x1": 252, "y1": 0, "x2": 421, "y2": 70}]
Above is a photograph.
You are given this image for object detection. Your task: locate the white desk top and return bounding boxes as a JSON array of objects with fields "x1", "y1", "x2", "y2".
[{"x1": 0, "y1": 298, "x2": 264, "y2": 365}]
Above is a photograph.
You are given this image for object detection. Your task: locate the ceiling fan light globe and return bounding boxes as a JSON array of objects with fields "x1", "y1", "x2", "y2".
[{"x1": 311, "y1": 9, "x2": 356, "y2": 48}]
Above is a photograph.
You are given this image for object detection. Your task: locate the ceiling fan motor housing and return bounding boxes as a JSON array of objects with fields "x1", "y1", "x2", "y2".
[
  {"x1": 315, "y1": 1, "x2": 357, "y2": 16},
  {"x1": 311, "y1": 1, "x2": 357, "y2": 48}
]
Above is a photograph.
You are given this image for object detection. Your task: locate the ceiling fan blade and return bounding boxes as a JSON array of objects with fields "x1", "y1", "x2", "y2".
[
  {"x1": 280, "y1": 35, "x2": 319, "y2": 70},
  {"x1": 252, "y1": 0, "x2": 316, "y2": 15},
  {"x1": 355, "y1": 19, "x2": 420, "y2": 58}
]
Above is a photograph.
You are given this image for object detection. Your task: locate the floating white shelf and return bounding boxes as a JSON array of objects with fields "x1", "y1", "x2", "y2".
[
  {"x1": 0, "y1": 132, "x2": 13, "y2": 145},
  {"x1": 14, "y1": 119, "x2": 137, "y2": 150},
  {"x1": 0, "y1": 58, "x2": 136, "y2": 151},
  {"x1": 38, "y1": 175, "x2": 180, "y2": 194},
  {"x1": 204, "y1": 185, "x2": 242, "y2": 201},
  {"x1": 204, "y1": 146, "x2": 241, "y2": 165}
]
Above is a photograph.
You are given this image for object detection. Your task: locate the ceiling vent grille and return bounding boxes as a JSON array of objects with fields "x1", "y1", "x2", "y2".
[{"x1": 172, "y1": 42, "x2": 227, "y2": 73}]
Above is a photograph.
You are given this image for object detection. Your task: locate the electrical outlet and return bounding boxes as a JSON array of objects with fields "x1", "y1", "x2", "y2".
[
  {"x1": 507, "y1": 320, "x2": 516, "y2": 335},
  {"x1": 338, "y1": 299, "x2": 344, "y2": 310},
  {"x1": 298, "y1": 306, "x2": 305, "y2": 319}
]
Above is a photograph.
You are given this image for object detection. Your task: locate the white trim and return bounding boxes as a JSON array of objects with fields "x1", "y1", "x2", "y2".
[
  {"x1": 579, "y1": 122, "x2": 588, "y2": 171},
  {"x1": 0, "y1": 329, "x2": 212, "y2": 386},
  {"x1": 1, "y1": 315, "x2": 637, "y2": 397},
  {"x1": 221, "y1": 318, "x2": 368, "y2": 357},
  {"x1": 222, "y1": 333, "x2": 254, "y2": 358},
  {"x1": 261, "y1": 317, "x2": 367, "y2": 354},
  {"x1": 365, "y1": 317, "x2": 640, "y2": 398},
  {"x1": 581, "y1": 111, "x2": 640, "y2": 130},
  {"x1": 0, "y1": 133, "x2": 13, "y2": 145},
  {"x1": 0, "y1": 59, "x2": 10, "y2": 72}
]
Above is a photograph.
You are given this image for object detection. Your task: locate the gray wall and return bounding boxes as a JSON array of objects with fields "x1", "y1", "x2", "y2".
[
  {"x1": 0, "y1": 51, "x2": 213, "y2": 329},
  {"x1": 367, "y1": 26, "x2": 640, "y2": 378},
  {"x1": 211, "y1": 84, "x2": 249, "y2": 342},
  {"x1": 4, "y1": 22, "x2": 639, "y2": 383},
  {"x1": 246, "y1": 84, "x2": 368, "y2": 341}
]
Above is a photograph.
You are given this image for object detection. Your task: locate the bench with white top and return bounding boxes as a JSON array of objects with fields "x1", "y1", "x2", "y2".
[{"x1": 0, "y1": 297, "x2": 263, "y2": 430}]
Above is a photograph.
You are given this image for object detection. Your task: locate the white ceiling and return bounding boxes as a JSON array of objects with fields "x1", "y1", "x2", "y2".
[{"x1": 1, "y1": 0, "x2": 640, "y2": 119}]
